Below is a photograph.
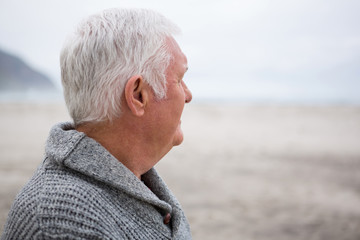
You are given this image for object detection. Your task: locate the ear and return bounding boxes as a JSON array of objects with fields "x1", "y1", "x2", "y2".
[{"x1": 124, "y1": 75, "x2": 148, "y2": 117}]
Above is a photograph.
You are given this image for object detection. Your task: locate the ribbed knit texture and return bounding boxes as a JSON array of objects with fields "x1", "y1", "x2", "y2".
[{"x1": 1, "y1": 122, "x2": 192, "y2": 239}]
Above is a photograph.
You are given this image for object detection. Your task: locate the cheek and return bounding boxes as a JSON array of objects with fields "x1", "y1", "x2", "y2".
[
  {"x1": 169, "y1": 91, "x2": 185, "y2": 117},
  {"x1": 173, "y1": 100, "x2": 185, "y2": 121}
]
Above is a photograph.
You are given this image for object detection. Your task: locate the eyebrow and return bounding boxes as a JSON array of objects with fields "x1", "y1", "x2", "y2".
[{"x1": 179, "y1": 66, "x2": 188, "y2": 79}]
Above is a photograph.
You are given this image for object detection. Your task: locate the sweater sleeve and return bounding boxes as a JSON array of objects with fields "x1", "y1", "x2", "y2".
[
  {"x1": 1, "y1": 171, "x2": 41, "y2": 239},
  {"x1": 1, "y1": 168, "x2": 125, "y2": 240}
]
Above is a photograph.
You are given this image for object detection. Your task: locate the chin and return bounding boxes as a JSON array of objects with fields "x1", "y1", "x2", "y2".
[
  {"x1": 173, "y1": 139, "x2": 183, "y2": 146},
  {"x1": 172, "y1": 131, "x2": 184, "y2": 146}
]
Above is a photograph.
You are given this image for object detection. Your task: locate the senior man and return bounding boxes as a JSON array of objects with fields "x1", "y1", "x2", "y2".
[{"x1": 2, "y1": 8, "x2": 192, "y2": 239}]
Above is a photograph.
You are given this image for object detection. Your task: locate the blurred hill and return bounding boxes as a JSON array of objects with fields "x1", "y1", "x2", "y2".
[{"x1": 0, "y1": 49, "x2": 56, "y2": 92}]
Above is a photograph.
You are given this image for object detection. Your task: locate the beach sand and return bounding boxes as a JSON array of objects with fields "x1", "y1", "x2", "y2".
[{"x1": 1, "y1": 103, "x2": 359, "y2": 239}]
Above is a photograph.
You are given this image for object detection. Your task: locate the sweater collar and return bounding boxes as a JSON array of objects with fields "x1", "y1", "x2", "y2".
[
  {"x1": 142, "y1": 169, "x2": 185, "y2": 236},
  {"x1": 45, "y1": 122, "x2": 173, "y2": 214}
]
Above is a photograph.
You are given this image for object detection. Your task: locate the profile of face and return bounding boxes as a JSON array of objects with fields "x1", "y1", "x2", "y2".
[{"x1": 149, "y1": 37, "x2": 192, "y2": 152}]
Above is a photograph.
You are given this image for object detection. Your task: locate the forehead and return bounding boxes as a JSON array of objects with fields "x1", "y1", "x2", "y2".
[{"x1": 166, "y1": 37, "x2": 188, "y2": 73}]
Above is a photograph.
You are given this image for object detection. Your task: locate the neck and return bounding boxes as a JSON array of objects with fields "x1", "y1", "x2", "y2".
[{"x1": 76, "y1": 117, "x2": 165, "y2": 179}]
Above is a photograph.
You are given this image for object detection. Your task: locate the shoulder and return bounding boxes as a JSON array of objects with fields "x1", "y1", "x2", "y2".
[{"x1": 2, "y1": 161, "x2": 128, "y2": 239}]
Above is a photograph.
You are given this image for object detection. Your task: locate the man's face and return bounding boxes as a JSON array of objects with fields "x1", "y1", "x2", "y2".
[{"x1": 148, "y1": 37, "x2": 192, "y2": 152}]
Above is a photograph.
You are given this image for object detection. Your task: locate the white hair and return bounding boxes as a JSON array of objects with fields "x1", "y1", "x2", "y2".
[{"x1": 60, "y1": 8, "x2": 180, "y2": 125}]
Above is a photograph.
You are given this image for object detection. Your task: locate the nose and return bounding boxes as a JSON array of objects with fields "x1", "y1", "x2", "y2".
[{"x1": 183, "y1": 82, "x2": 192, "y2": 103}]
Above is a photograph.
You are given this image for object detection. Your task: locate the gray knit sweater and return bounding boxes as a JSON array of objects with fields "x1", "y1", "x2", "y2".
[{"x1": 1, "y1": 122, "x2": 192, "y2": 239}]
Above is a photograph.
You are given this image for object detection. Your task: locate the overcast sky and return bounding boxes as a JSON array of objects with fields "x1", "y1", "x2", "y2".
[{"x1": 0, "y1": 0, "x2": 359, "y2": 103}]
